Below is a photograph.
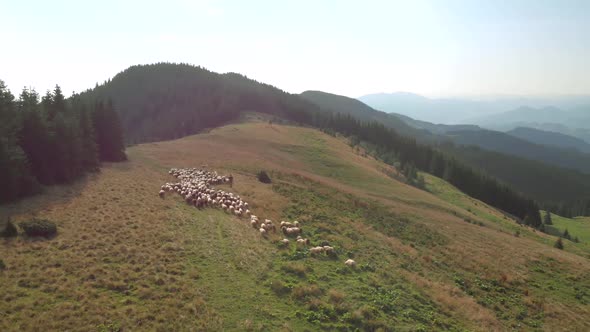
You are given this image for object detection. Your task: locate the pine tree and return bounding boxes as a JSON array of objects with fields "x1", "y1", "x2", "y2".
[
  {"x1": 563, "y1": 229, "x2": 571, "y2": 240},
  {"x1": 92, "y1": 100, "x2": 126, "y2": 162},
  {"x1": 18, "y1": 88, "x2": 55, "y2": 184},
  {"x1": 77, "y1": 104, "x2": 99, "y2": 170},
  {"x1": 46, "y1": 85, "x2": 66, "y2": 120},
  {"x1": 544, "y1": 211, "x2": 553, "y2": 225}
]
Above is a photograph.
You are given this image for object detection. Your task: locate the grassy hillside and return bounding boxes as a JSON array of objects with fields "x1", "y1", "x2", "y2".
[
  {"x1": 544, "y1": 213, "x2": 590, "y2": 249},
  {"x1": 2, "y1": 119, "x2": 589, "y2": 331}
]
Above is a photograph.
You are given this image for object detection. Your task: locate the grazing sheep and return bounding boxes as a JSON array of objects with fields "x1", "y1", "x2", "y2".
[
  {"x1": 282, "y1": 226, "x2": 302, "y2": 236},
  {"x1": 323, "y1": 246, "x2": 335, "y2": 255},
  {"x1": 159, "y1": 190, "x2": 165, "y2": 198},
  {"x1": 296, "y1": 238, "x2": 310, "y2": 246},
  {"x1": 310, "y1": 246, "x2": 325, "y2": 255},
  {"x1": 259, "y1": 228, "x2": 267, "y2": 236},
  {"x1": 281, "y1": 238, "x2": 290, "y2": 245},
  {"x1": 345, "y1": 259, "x2": 356, "y2": 267}
]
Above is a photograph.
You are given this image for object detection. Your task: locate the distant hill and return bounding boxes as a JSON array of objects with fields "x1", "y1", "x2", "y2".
[
  {"x1": 441, "y1": 144, "x2": 590, "y2": 204},
  {"x1": 391, "y1": 112, "x2": 481, "y2": 134},
  {"x1": 299, "y1": 90, "x2": 434, "y2": 141},
  {"x1": 358, "y1": 92, "x2": 495, "y2": 124},
  {"x1": 468, "y1": 106, "x2": 565, "y2": 128},
  {"x1": 78, "y1": 63, "x2": 316, "y2": 143},
  {"x1": 445, "y1": 129, "x2": 590, "y2": 174},
  {"x1": 302, "y1": 90, "x2": 590, "y2": 206},
  {"x1": 507, "y1": 127, "x2": 590, "y2": 153},
  {"x1": 468, "y1": 105, "x2": 590, "y2": 139},
  {"x1": 360, "y1": 92, "x2": 590, "y2": 126}
]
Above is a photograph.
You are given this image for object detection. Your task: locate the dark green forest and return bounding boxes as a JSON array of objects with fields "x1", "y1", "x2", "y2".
[{"x1": 0, "y1": 80, "x2": 126, "y2": 204}]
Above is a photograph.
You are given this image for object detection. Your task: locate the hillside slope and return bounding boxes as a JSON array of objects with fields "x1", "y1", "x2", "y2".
[
  {"x1": 300, "y1": 89, "x2": 590, "y2": 207},
  {"x1": 78, "y1": 63, "x2": 315, "y2": 143},
  {"x1": 300, "y1": 90, "x2": 434, "y2": 141},
  {"x1": 447, "y1": 129, "x2": 590, "y2": 174},
  {"x1": 507, "y1": 127, "x2": 590, "y2": 153},
  {"x1": 2, "y1": 119, "x2": 589, "y2": 331}
]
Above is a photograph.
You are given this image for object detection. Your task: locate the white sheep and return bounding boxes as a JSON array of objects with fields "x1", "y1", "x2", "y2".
[
  {"x1": 310, "y1": 246, "x2": 324, "y2": 255},
  {"x1": 345, "y1": 259, "x2": 356, "y2": 267}
]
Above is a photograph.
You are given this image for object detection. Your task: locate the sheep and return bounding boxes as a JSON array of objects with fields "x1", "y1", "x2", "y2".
[
  {"x1": 281, "y1": 238, "x2": 290, "y2": 245},
  {"x1": 159, "y1": 190, "x2": 165, "y2": 198},
  {"x1": 293, "y1": 220, "x2": 300, "y2": 227},
  {"x1": 296, "y1": 238, "x2": 310, "y2": 246},
  {"x1": 251, "y1": 220, "x2": 259, "y2": 228},
  {"x1": 323, "y1": 246, "x2": 335, "y2": 255},
  {"x1": 259, "y1": 228, "x2": 267, "y2": 236},
  {"x1": 280, "y1": 221, "x2": 293, "y2": 228},
  {"x1": 345, "y1": 259, "x2": 356, "y2": 267},
  {"x1": 282, "y1": 226, "x2": 301, "y2": 236},
  {"x1": 310, "y1": 246, "x2": 325, "y2": 255}
]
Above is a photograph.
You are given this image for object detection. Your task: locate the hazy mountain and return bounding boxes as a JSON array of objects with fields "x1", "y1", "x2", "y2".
[
  {"x1": 300, "y1": 91, "x2": 435, "y2": 141},
  {"x1": 358, "y1": 92, "x2": 496, "y2": 124},
  {"x1": 468, "y1": 105, "x2": 590, "y2": 136},
  {"x1": 392, "y1": 112, "x2": 481, "y2": 134},
  {"x1": 359, "y1": 92, "x2": 590, "y2": 126},
  {"x1": 507, "y1": 127, "x2": 590, "y2": 153}
]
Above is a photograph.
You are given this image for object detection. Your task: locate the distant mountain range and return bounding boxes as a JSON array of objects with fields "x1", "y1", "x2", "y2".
[{"x1": 359, "y1": 92, "x2": 590, "y2": 143}]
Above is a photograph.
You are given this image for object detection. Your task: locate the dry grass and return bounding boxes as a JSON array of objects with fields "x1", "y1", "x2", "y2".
[{"x1": 1, "y1": 119, "x2": 590, "y2": 331}]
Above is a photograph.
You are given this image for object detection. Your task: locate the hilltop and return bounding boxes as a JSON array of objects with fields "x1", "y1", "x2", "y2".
[{"x1": 2, "y1": 119, "x2": 589, "y2": 331}]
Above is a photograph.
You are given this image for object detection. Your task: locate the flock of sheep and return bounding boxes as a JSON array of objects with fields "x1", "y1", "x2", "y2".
[{"x1": 159, "y1": 167, "x2": 356, "y2": 268}]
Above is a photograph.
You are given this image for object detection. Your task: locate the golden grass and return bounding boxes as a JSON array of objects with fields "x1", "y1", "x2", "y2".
[{"x1": 1, "y1": 119, "x2": 590, "y2": 331}]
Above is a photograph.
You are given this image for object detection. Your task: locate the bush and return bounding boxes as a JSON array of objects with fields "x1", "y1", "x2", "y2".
[
  {"x1": 19, "y1": 219, "x2": 57, "y2": 237},
  {"x1": 0, "y1": 259, "x2": 5, "y2": 270},
  {"x1": 257, "y1": 170, "x2": 271, "y2": 184},
  {"x1": 270, "y1": 280, "x2": 290, "y2": 296},
  {"x1": 1, "y1": 219, "x2": 17, "y2": 238},
  {"x1": 554, "y1": 237, "x2": 564, "y2": 250}
]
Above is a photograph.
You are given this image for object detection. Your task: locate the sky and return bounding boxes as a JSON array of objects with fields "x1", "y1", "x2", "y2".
[{"x1": 1, "y1": 0, "x2": 589, "y2": 98}]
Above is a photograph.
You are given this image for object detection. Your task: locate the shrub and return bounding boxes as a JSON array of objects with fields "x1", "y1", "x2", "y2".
[
  {"x1": 554, "y1": 237, "x2": 564, "y2": 250},
  {"x1": 0, "y1": 259, "x2": 5, "y2": 270},
  {"x1": 257, "y1": 170, "x2": 271, "y2": 184},
  {"x1": 1, "y1": 219, "x2": 18, "y2": 238},
  {"x1": 292, "y1": 284, "x2": 322, "y2": 301},
  {"x1": 281, "y1": 262, "x2": 308, "y2": 277},
  {"x1": 328, "y1": 289, "x2": 345, "y2": 304},
  {"x1": 270, "y1": 280, "x2": 290, "y2": 296},
  {"x1": 19, "y1": 219, "x2": 57, "y2": 237}
]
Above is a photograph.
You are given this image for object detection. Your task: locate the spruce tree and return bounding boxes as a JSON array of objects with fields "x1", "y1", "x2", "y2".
[
  {"x1": 78, "y1": 105, "x2": 99, "y2": 170},
  {"x1": 18, "y1": 88, "x2": 55, "y2": 184},
  {"x1": 93, "y1": 100, "x2": 126, "y2": 162},
  {"x1": 544, "y1": 211, "x2": 553, "y2": 225}
]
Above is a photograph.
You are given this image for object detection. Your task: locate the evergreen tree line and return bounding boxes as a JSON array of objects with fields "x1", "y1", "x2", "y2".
[
  {"x1": 308, "y1": 112, "x2": 542, "y2": 227},
  {"x1": 0, "y1": 80, "x2": 126, "y2": 204}
]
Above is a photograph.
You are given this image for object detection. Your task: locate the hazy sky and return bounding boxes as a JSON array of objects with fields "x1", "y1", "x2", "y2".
[{"x1": 1, "y1": 0, "x2": 589, "y2": 98}]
